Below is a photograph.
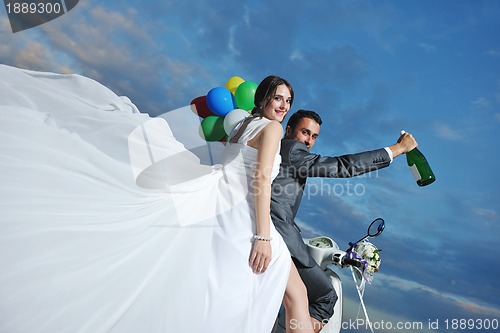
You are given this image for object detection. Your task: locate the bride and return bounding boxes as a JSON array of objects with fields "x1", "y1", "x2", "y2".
[{"x1": 0, "y1": 65, "x2": 313, "y2": 333}]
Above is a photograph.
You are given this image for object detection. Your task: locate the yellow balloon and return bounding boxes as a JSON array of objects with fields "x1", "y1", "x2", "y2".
[{"x1": 225, "y1": 76, "x2": 245, "y2": 94}]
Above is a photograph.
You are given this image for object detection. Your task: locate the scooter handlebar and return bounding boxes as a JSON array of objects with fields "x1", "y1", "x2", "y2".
[{"x1": 342, "y1": 257, "x2": 364, "y2": 268}]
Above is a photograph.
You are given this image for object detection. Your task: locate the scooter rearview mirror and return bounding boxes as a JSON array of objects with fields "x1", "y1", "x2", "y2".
[
  {"x1": 367, "y1": 218, "x2": 385, "y2": 237},
  {"x1": 347, "y1": 218, "x2": 385, "y2": 252}
]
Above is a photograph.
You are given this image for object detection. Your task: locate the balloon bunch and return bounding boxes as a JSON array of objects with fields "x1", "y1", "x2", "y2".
[{"x1": 190, "y1": 76, "x2": 257, "y2": 142}]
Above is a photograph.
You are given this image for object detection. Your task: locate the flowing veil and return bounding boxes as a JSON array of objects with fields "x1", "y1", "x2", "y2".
[
  {"x1": 0, "y1": 65, "x2": 290, "y2": 333},
  {"x1": 0, "y1": 65, "x2": 237, "y2": 332}
]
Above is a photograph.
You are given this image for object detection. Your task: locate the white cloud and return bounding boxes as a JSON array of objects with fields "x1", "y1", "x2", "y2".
[
  {"x1": 376, "y1": 273, "x2": 500, "y2": 317},
  {"x1": 243, "y1": 5, "x2": 251, "y2": 27},
  {"x1": 475, "y1": 207, "x2": 498, "y2": 220},
  {"x1": 290, "y1": 49, "x2": 304, "y2": 61},
  {"x1": 3, "y1": 2, "x2": 212, "y2": 116},
  {"x1": 418, "y1": 42, "x2": 436, "y2": 53},
  {"x1": 227, "y1": 25, "x2": 241, "y2": 57},
  {"x1": 486, "y1": 49, "x2": 500, "y2": 57},
  {"x1": 294, "y1": 217, "x2": 328, "y2": 238},
  {"x1": 471, "y1": 97, "x2": 490, "y2": 107},
  {"x1": 433, "y1": 123, "x2": 462, "y2": 141}
]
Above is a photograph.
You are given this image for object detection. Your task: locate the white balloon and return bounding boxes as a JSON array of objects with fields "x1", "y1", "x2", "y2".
[{"x1": 223, "y1": 108, "x2": 250, "y2": 136}]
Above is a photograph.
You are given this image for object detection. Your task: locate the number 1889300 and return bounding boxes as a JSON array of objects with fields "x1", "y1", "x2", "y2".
[
  {"x1": 444, "y1": 318, "x2": 498, "y2": 330},
  {"x1": 5, "y1": 1, "x2": 62, "y2": 14}
]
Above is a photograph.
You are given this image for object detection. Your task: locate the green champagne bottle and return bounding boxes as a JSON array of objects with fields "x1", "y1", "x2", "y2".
[{"x1": 401, "y1": 130, "x2": 436, "y2": 186}]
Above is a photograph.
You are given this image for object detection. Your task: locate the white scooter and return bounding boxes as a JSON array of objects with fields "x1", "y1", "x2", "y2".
[{"x1": 274, "y1": 218, "x2": 385, "y2": 333}]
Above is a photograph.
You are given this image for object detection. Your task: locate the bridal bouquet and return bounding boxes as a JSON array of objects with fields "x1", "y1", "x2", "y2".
[{"x1": 350, "y1": 241, "x2": 381, "y2": 283}]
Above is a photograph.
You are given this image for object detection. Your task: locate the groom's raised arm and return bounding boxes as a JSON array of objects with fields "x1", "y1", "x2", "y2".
[{"x1": 283, "y1": 140, "x2": 391, "y2": 179}]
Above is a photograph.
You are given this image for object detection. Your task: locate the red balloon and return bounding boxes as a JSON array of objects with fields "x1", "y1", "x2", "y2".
[{"x1": 190, "y1": 96, "x2": 214, "y2": 118}]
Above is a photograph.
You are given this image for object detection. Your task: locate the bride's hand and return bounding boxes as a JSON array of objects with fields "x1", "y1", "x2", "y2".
[{"x1": 249, "y1": 240, "x2": 272, "y2": 274}]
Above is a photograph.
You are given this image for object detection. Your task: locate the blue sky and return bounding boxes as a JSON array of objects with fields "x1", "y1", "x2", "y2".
[{"x1": 2, "y1": 0, "x2": 499, "y2": 331}]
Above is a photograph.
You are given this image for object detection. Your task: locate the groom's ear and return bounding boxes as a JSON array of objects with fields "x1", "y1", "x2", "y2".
[{"x1": 284, "y1": 125, "x2": 291, "y2": 138}]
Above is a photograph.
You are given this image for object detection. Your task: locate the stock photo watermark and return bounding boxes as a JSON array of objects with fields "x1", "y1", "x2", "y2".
[
  {"x1": 302, "y1": 179, "x2": 367, "y2": 199},
  {"x1": 290, "y1": 317, "x2": 499, "y2": 331},
  {"x1": 3, "y1": 0, "x2": 79, "y2": 32},
  {"x1": 301, "y1": 170, "x2": 384, "y2": 200}
]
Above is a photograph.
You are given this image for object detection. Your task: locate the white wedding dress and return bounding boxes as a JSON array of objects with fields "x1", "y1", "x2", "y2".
[{"x1": 0, "y1": 64, "x2": 291, "y2": 333}]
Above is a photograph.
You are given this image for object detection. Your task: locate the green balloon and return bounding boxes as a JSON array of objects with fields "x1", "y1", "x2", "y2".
[
  {"x1": 234, "y1": 81, "x2": 257, "y2": 111},
  {"x1": 200, "y1": 115, "x2": 225, "y2": 141}
]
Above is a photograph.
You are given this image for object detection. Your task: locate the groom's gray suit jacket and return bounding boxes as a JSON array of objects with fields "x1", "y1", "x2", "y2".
[{"x1": 270, "y1": 139, "x2": 392, "y2": 268}]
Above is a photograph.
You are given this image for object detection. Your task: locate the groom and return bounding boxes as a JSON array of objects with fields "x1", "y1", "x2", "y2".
[{"x1": 270, "y1": 110, "x2": 417, "y2": 331}]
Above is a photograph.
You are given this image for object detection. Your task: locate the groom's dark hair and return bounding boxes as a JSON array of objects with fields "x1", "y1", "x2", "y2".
[{"x1": 286, "y1": 110, "x2": 323, "y2": 131}]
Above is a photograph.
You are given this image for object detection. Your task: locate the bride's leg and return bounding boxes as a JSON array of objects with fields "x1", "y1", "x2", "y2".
[{"x1": 283, "y1": 261, "x2": 314, "y2": 333}]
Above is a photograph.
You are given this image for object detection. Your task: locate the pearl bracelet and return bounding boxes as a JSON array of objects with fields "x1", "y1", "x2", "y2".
[{"x1": 253, "y1": 234, "x2": 273, "y2": 242}]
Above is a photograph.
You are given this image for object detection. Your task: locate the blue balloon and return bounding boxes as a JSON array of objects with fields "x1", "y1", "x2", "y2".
[{"x1": 206, "y1": 87, "x2": 235, "y2": 116}]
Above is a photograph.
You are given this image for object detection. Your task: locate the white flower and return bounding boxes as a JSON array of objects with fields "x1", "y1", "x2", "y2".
[
  {"x1": 363, "y1": 249, "x2": 374, "y2": 258},
  {"x1": 352, "y1": 241, "x2": 382, "y2": 282}
]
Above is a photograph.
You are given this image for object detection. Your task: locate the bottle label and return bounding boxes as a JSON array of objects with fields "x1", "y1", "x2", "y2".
[{"x1": 409, "y1": 164, "x2": 422, "y2": 181}]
